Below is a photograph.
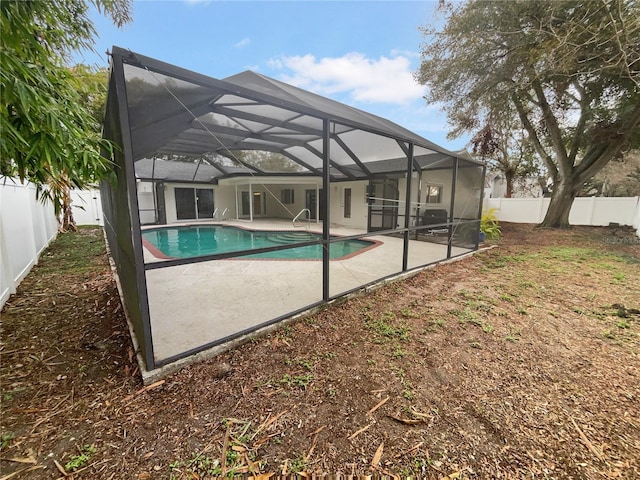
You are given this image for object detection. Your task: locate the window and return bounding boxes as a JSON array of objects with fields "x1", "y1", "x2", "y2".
[
  {"x1": 281, "y1": 188, "x2": 295, "y2": 204},
  {"x1": 344, "y1": 188, "x2": 351, "y2": 218},
  {"x1": 425, "y1": 185, "x2": 442, "y2": 204}
]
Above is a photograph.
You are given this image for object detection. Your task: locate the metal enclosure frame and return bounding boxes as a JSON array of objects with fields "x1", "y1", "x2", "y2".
[{"x1": 101, "y1": 47, "x2": 486, "y2": 372}]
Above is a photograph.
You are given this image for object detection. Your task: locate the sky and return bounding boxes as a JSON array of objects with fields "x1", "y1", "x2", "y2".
[{"x1": 76, "y1": 0, "x2": 469, "y2": 150}]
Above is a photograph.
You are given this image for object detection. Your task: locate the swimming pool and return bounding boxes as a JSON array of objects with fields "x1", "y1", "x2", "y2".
[{"x1": 142, "y1": 225, "x2": 379, "y2": 260}]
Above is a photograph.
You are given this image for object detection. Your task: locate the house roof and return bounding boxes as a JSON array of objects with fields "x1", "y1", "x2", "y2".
[{"x1": 111, "y1": 47, "x2": 481, "y2": 184}]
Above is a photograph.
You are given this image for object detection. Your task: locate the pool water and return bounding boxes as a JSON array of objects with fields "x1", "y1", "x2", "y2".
[{"x1": 142, "y1": 225, "x2": 376, "y2": 260}]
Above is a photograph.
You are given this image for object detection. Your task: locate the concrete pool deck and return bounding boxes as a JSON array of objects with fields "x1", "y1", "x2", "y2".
[{"x1": 142, "y1": 219, "x2": 472, "y2": 363}]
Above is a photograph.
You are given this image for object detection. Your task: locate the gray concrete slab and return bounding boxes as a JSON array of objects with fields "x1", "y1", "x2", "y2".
[{"x1": 142, "y1": 220, "x2": 472, "y2": 362}]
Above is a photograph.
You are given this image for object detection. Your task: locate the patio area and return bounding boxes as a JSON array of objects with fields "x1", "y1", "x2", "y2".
[{"x1": 142, "y1": 219, "x2": 471, "y2": 362}]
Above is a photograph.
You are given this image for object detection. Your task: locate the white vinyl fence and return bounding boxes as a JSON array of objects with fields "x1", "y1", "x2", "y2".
[
  {"x1": 1, "y1": 181, "x2": 59, "y2": 308},
  {"x1": 0, "y1": 182, "x2": 103, "y2": 309},
  {"x1": 484, "y1": 196, "x2": 640, "y2": 236},
  {"x1": 70, "y1": 188, "x2": 103, "y2": 226}
]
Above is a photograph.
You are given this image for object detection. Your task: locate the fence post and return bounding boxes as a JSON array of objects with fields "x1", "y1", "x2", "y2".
[
  {"x1": 0, "y1": 204, "x2": 14, "y2": 305},
  {"x1": 588, "y1": 196, "x2": 596, "y2": 225},
  {"x1": 634, "y1": 196, "x2": 640, "y2": 237}
]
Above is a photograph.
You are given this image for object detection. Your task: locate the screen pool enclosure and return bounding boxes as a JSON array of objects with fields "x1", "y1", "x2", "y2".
[{"x1": 101, "y1": 47, "x2": 486, "y2": 376}]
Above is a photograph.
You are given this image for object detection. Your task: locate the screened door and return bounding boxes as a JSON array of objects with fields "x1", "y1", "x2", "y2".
[{"x1": 368, "y1": 179, "x2": 399, "y2": 231}]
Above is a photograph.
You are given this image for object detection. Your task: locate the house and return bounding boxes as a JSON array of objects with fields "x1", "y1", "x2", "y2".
[{"x1": 486, "y1": 173, "x2": 547, "y2": 198}]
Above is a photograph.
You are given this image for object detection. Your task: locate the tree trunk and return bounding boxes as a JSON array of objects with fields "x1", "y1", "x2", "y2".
[
  {"x1": 539, "y1": 180, "x2": 576, "y2": 228},
  {"x1": 60, "y1": 186, "x2": 77, "y2": 232},
  {"x1": 505, "y1": 170, "x2": 514, "y2": 198}
]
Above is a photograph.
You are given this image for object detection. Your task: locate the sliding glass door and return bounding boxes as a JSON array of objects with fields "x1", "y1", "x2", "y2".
[{"x1": 175, "y1": 188, "x2": 214, "y2": 220}]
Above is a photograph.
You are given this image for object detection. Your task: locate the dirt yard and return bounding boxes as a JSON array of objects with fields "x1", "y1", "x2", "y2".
[{"x1": 1, "y1": 223, "x2": 639, "y2": 479}]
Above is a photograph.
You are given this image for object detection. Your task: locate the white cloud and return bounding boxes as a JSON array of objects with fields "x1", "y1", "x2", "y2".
[
  {"x1": 265, "y1": 52, "x2": 465, "y2": 148},
  {"x1": 268, "y1": 52, "x2": 426, "y2": 105},
  {"x1": 234, "y1": 37, "x2": 251, "y2": 49}
]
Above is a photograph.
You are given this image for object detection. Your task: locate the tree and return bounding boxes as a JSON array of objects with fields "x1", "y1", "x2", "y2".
[
  {"x1": 231, "y1": 150, "x2": 307, "y2": 173},
  {"x1": 59, "y1": 65, "x2": 110, "y2": 231},
  {"x1": 470, "y1": 113, "x2": 542, "y2": 198},
  {"x1": 417, "y1": 0, "x2": 640, "y2": 227},
  {"x1": 1, "y1": 0, "x2": 132, "y2": 229},
  {"x1": 582, "y1": 149, "x2": 640, "y2": 196},
  {"x1": 74, "y1": 66, "x2": 110, "y2": 129}
]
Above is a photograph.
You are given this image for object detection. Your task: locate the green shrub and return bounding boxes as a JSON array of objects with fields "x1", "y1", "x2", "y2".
[{"x1": 481, "y1": 208, "x2": 501, "y2": 240}]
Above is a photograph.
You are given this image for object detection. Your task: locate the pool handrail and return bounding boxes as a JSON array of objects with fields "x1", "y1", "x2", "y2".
[{"x1": 293, "y1": 208, "x2": 311, "y2": 229}]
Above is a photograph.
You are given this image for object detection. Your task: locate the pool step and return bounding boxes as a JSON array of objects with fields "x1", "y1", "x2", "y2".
[{"x1": 268, "y1": 233, "x2": 318, "y2": 244}]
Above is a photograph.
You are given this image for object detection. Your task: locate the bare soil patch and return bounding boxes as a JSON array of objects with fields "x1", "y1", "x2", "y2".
[{"x1": 1, "y1": 223, "x2": 639, "y2": 479}]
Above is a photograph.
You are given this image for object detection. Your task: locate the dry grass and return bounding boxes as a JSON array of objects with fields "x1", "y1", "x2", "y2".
[{"x1": 1, "y1": 223, "x2": 639, "y2": 479}]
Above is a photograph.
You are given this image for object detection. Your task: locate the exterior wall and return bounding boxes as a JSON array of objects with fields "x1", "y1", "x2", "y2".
[
  {"x1": 0, "y1": 181, "x2": 58, "y2": 309},
  {"x1": 484, "y1": 196, "x2": 640, "y2": 229},
  {"x1": 487, "y1": 175, "x2": 544, "y2": 198},
  {"x1": 488, "y1": 175, "x2": 507, "y2": 199},
  {"x1": 329, "y1": 181, "x2": 368, "y2": 230},
  {"x1": 213, "y1": 185, "x2": 238, "y2": 219},
  {"x1": 164, "y1": 184, "x2": 179, "y2": 222},
  {"x1": 418, "y1": 169, "x2": 454, "y2": 217},
  {"x1": 137, "y1": 182, "x2": 156, "y2": 225}
]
